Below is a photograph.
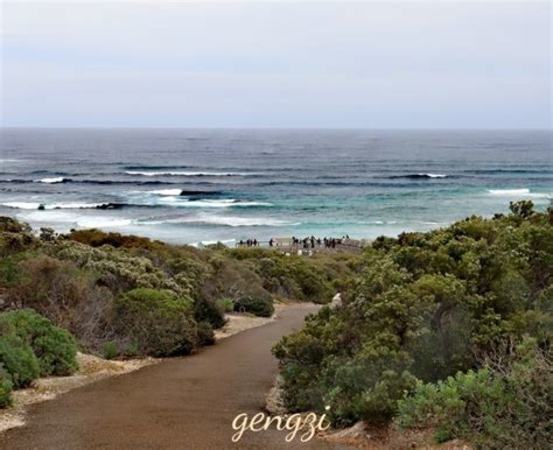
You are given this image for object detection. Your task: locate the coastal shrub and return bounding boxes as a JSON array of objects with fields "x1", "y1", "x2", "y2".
[
  {"x1": 114, "y1": 288, "x2": 198, "y2": 356},
  {"x1": 197, "y1": 321, "x2": 215, "y2": 346},
  {"x1": 0, "y1": 309, "x2": 78, "y2": 376},
  {"x1": 509, "y1": 199, "x2": 534, "y2": 219},
  {"x1": 66, "y1": 229, "x2": 210, "y2": 298},
  {"x1": 32, "y1": 327, "x2": 78, "y2": 376},
  {"x1": 226, "y1": 251, "x2": 349, "y2": 303},
  {"x1": 0, "y1": 334, "x2": 40, "y2": 388},
  {"x1": 286, "y1": 259, "x2": 334, "y2": 301},
  {"x1": 396, "y1": 338, "x2": 553, "y2": 449},
  {"x1": 274, "y1": 203, "x2": 553, "y2": 432},
  {"x1": 67, "y1": 228, "x2": 158, "y2": 250},
  {"x1": 193, "y1": 297, "x2": 226, "y2": 329},
  {"x1": 216, "y1": 297, "x2": 234, "y2": 313},
  {"x1": 199, "y1": 255, "x2": 271, "y2": 307},
  {"x1": 102, "y1": 341, "x2": 119, "y2": 360},
  {"x1": 0, "y1": 216, "x2": 360, "y2": 364},
  {"x1": 5, "y1": 255, "x2": 111, "y2": 349},
  {"x1": 0, "y1": 255, "x2": 23, "y2": 286},
  {"x1": 0, "y1": 218, "x2": 35, "y2": 257},
  {"x1": 0, "y1": 217, "x2": 30, "y2": 233},
  {"x1": 0, "y1": 367, "x2": 13, "y2": 407},
  {"x1": 234, "y1": 295, "x2": 274, "y2": 317},
  {"x1": 39, "y1": 227, "x2": 57, "y2": 241},
  {"x1": 324, "y1": 357, "x2": 418, "y2": 426},
  {"x1": 0, "y1": 231, "x2": 35, "y2": 256}
]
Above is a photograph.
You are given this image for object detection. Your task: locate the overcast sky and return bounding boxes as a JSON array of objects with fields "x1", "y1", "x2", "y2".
[{"x1": 1, "y1": 1, "x2": 551, "y2": 128}]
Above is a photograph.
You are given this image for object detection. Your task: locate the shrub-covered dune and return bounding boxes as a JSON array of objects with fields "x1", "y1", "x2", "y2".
[
  {"x1": 0, "y1": 216, "x2": 359, "y2": 407},
  {"x1": 273, "y1": 201, "x2": 553, "y2": 448},
  {"x1": 0, "y1": 217, "x2": 359, "y2": 360}
]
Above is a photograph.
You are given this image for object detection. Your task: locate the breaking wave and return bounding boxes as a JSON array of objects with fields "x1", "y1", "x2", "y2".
[
  {"x1": 487, "y1": 188, "x2": 551, "y2": 198},
  {"x1": 142, "y1": 214, "x2": 293, "y2": 227},
  {"x1": 388, "y1": 173, "x2": 448, "y2": 179}
]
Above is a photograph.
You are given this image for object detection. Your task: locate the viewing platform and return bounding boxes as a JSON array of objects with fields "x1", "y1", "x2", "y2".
[{"x1": 235, "y1": 237, "x2": 368, "y2": 254}]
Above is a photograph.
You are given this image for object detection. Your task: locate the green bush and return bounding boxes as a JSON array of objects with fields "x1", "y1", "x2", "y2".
[
  {"x1": 193, "y1": 297, "x2": 226, "y2": 329},
  {"x1": 0, "y1": 256, "x2": 23, "y2": 286},
  {"x1": 0, "y1": 218, "x2": 35, "y2": 257},
  {"x1": 0, "y1": 367, "x2": 12, "y2": 407},
  {"x1": 396, "y1": 338, "x2": 552, "y2": 449},
  {"x1": 102, "y1": 341, "x2": 119, "y2": 360},
  {"x1": 67, "y1": 228, "x2": 158, "y2": 250},
  {"x1": 274, "y1": 203, "x2": 553, "y2": 430},
  {"x1": 230, "y1": 252, "x2": 346, "y2": 303},
  {"x1": 114, "y1": 288, "x2": 198, "y2": 357},
  {"x1": 197, "y1": 321, "x2": 215, "y2": 346},
  {"x1": 5, "y1": 255, "x2": 113, "y2": 349},
  {"x1": 234, "y1": 295, "x2": 274, "y2": 317},
  {"x1": 0, "y1": 334, "x2": 40, "y2": 388},
  {"x1": 216, "y1": 297, "x2": 234, "y2": 313},
  {"x1": 0, "y1": 309, "x2": 78, "y2": 376},
  {"x1": 0, "y1": 217, "x2": 360, "y2": 358}
]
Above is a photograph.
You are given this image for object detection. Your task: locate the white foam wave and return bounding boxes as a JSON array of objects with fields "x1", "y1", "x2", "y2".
[
  {"x1": 488, "y1": 188, "x2": 550, "y2": 198},
  {"x1": 422, "y1": 173, "x2": 447, "y2": 178},
  {"x1": 36, "y1": 177, "x2": 68, "y2": 184},
  {"x1": 2, "y1": 202, "x2": 106, "y2": 210},
  {"x1": 76, "y1": 217, "x2": 133, "y2": 228},
  {"x1": 2, "y1": 202, "x2": 42, "y2": 210},
  {"x1": 158, "y1": 197, "x2": 272, "y2": 208},
  {"x1": 234, "y1": 201, "x2": 273, "y2": 207},
  {"x1": 488, "y1": 188, "x2": 530, "y2": 195},
  {"x1": 158, "y1": 198, "x2": 235, "y2": 207},
  {"x1": 17, "y1": 210, "x2": 133, "y2": 229},
  {"x1": 142, "y1": 213, "x2": 292, "y2": 227},
  {"x1": 150, "y1": 188, "x2": 183, "y2": 196},
  {"x1": 196, "y1": 215, "x2": 290, "y2": 227}
]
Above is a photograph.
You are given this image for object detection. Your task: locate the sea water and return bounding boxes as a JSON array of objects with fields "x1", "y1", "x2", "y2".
[{"x1": 0, "y1": 128, "x2": 551, "y2": 245}]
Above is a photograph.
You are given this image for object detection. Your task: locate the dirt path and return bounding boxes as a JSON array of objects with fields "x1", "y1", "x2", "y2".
[{"x1": 1, "y1": 304, "x2": 353, "y2": 450}]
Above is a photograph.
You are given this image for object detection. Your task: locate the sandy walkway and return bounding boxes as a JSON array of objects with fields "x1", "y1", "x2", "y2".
[
  {"x1": 0, "y1": 304, "x2": 353, "y2": 450},
  {"x1": 0, "y1": 353, "x2": 158, "y2": 433}
]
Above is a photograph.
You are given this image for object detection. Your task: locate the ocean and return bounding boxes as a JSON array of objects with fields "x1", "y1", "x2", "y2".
[{"x1": 0, "y1": 128, "x2": 551, "y2": 245}]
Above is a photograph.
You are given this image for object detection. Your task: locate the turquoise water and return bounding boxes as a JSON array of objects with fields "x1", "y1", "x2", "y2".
[{"x1": 0, "y1": 129, "x2": 551, "y2": 244}]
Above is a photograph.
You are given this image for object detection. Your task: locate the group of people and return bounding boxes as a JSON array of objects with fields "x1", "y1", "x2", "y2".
[
  {"x1": 239, "y1": 239, "x2": 260, "y2": 247},
  {"x1": 238, "y1": 235, "x2": 351, "y2": 249},
  {"x1": 288, "y1": 235, "x2": 350, "y2": 249}
]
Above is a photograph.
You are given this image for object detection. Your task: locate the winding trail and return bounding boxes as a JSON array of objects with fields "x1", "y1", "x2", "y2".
[{"x1": 1, "y1": 304, "x2": 353, "y2": 450}]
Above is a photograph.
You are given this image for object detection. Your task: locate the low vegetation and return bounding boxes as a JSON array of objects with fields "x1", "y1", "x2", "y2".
[
  {"x1": 0, "y1": 215, "x2": 359, "y2": 407},
  {"x1": 233, "y1": 295, "x2": 274, "y2": 317},
  {"x1": 2, "y1": 200, "x2": 548, "y2": 448},
  {"x1": 0, "y1": 309, "x2": 78, "y2": 405},
  {"x1": 273, "y1": 201, "x2": 553, "y2": 447},
  {"x1": 114, "y1": 288, "x2": 197, "y2": 357},
  {"x1": 396, "y1": 337, "x2": 552, "y2": 449}
]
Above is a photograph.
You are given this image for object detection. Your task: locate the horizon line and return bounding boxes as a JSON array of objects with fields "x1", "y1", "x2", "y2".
[{"x1": 1, "y1": 126, "x2": 552, "y2": 132}]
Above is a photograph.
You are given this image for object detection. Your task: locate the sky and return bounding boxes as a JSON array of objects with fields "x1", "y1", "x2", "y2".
[{"x1": 1, "y1": 1, "x2": 551, "y2": 128}]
